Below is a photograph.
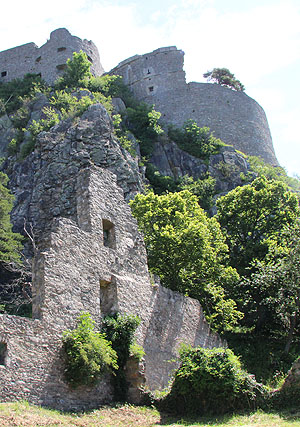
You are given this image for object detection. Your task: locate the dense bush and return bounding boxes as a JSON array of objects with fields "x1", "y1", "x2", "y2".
[
  {"x1": 62, "y1": 312, "x2": 118, "y2": 388},
  {"x1": 159, "y1": 346, "x2": 267, "y2": 415}
]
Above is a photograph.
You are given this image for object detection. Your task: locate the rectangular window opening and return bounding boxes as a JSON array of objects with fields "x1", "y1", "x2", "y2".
[
  {"x1": 1, "y1": 71, "x2": 7, "y2": 77},
  {"x1": 149, "y1": 86, "x2": 154, "y2": 92},
  {"x1": 57, "y1": 47, "x2": 66, "y2": 52},
  {"x1": 102, "y1": 219, "x2": 116, "y2": 249},
  {"x1": 0, "y1": 342, "x2": 7, "y2": 365}
]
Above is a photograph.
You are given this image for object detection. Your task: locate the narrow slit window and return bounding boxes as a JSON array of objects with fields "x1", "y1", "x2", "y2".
[
  {"x1": 57, "y1": 47, "x2": 66, "y2": 52},
  {"x1": 102, "y1": 219, "x2": 116, "y2": 249},
  {"x1": 35, "y1": 56, "x2": 41, "y2": 63},
  {"x1": 0, "y1": 342, "x2": 7, "y2": 365},
  {"x1": 87, "y1": 55, "x2": 93, "y2": 63}
]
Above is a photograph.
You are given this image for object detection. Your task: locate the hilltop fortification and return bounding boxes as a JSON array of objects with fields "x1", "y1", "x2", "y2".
[
  {"x1": 0, "y1": 28, "x2": 104, "y2": 84},
  {"x1": 110, "y1": 47, "x2": 278, "y2": 165},
  {"x1": 0, "y1": 29, "x2": 278, "y2": 165}
]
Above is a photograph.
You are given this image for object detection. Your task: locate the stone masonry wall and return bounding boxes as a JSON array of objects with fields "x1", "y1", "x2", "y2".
[
  {"x1": 0, "y1": 167, "x2": 224, "y2": 409},
  {"x1": 110, "y1": 47, "x2": 278, "y2": 165},
  {"x1": 0, "y1": 28, "x2": 104, "y2": 84}
]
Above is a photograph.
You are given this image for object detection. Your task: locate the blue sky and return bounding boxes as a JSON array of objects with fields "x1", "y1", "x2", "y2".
[{"x1": 1, "y1": 0, "x2": 300, "y2": 177}]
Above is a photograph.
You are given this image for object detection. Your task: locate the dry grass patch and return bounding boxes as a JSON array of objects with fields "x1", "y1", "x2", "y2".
[{"x1": 0, "y1": 402, "x2": 300, "y2": 427}]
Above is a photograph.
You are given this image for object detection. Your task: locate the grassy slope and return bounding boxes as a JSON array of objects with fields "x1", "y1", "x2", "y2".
[{"x1": 0, "y1": 402, "x2": 300, "y2": 427}]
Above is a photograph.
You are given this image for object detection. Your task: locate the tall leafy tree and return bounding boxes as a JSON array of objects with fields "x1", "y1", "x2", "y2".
[
  {"x1": 246, "y1": 220, "x2": 300, "y2": 347},
  {"x1": 130, "y1": 190, "x2": 242, "y2": 332},
  {"x1": 216, "y1": 176, "x2": 299, "y2": 277},
  {"x1": 0, "y1": 172, "x2": 22, "y2": 265}
]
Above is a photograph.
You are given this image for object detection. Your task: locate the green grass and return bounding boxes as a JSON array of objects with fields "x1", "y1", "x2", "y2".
[{"x1": 0, "y1": 402, "x2": 300, "y2": 427}]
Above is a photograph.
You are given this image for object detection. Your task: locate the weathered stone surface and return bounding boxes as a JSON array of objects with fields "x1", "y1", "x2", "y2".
[
  {"x1": 0, "y1": 28, "x2": 104, "y2": 84},
  {"x1": 110, "y1": 47, "x2": 278, "y2": 165},
  {"x1": 282, "y1": 358, "x2": 300, "y2": 389},
  {"x1": 150, "y1": 141, "x2": 251, "y2": 193},
  {"x1": 3, "y1": 103, "x2": 144, "y2": 235},
  {"x1": 0, "y1": 167, "x2": 224, "y2": 409}
]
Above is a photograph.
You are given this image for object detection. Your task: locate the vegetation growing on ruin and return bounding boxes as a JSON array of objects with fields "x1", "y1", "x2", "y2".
[
  {"x1": 62, "y1": 312, "x2": 118, "y2": 388},
  {"x1": 203, "y1": 68, "x2": 245, "y2": 92}
]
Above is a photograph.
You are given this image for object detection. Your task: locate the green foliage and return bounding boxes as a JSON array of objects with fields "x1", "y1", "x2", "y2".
[
  {"x1": 55, "y1": 50, "x2": 92, "y2": 90},
  {"x1": 248, "y1": 155, "x2": 300, "y2": 193},
  {"x1": 159, "y1": 346, "x2": 266, "y2": 415},
  {"x1": 0, "y1": 74, "x2": 47, "y2": 115},
  {"x1": 88, "y1": 74, "x2": 137, "y2": 107},
  {"x1": 145, "y1": 164, "x2": 180, "y2": 195},
  {"x1": 49, "y1": 90, "x2": 109, "y2": 119},
  {"x1": 101, "y1": 313, "x2": 141, "y2": 401},
  {"x1": 62, "y1": 312, "x2": 118, "y2": 388},
  {"x1": 216, "y1": 176, "x2": 299, "y2": 277},
  {"x1": 126, "y1": 103, "x2": 163, "y2": 158},
  {"x1": 130, "y1": 190, "x2": 242, "y2": 332},
  {"x1": 112, "y1": 114, "x2": 136, "y2": 156},
  {"x1": 244, "y1": 219, "x2": 300, "y2": 342},
  {"x1": 168, "y1": 120, "x2": 225, "y2": 160},
  {"x1": 0, "y1": 172, "x2": 23, "y2": 265},
  {"x1": 129, "y1": 341, "x2": 145, "y2": 361},
  {"x1": 178, "y1": 174, "x2": 216, "y2": 211},
  {"x1": 225, "y1": 332, "x2": 299, "y2": 386},
  {"x1": 203, "y1": 68, "x2": 245, "y2": 92}
]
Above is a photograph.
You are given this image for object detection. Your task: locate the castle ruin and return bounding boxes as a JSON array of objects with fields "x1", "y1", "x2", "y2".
[
  {"x1": 0, "y1": 28, "x2": 104, "y2": 85},
  {"x1": 110, "y1": 47, "x2": 278, "y2": 165},
  {"x1": 0, "y1": 166, "x2": 223, "y2": 410}
]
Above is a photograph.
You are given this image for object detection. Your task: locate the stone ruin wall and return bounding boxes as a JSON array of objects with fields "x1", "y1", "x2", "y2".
[
  {"x1": 110, "y1": 47, "x2": 278, "y2": 165},
  {"x1": 0, "y1": 167, "x2": 224, "y2": 410},
  {"x1": 0, "y1": 28, "x2": 104, "y2": 85}
]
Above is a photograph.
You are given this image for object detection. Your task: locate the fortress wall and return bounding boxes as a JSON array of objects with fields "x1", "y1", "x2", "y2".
[
  {"x1": 0, "y1": 28, "x2": 104, "y2": 85},
  {"x1": 145, "y1": 83, "x2": 277, "y2": 165},
  {"x1": 111, "y1": 47, "x2": 278, "y2": 165},
  {"x1": 0, "y1": 43, "x2": 38, "y2": 82},
  {"x1": 110, "y1": 46, "x2": 186, "y2": 99},
  {"x1": 38, "y1": 28, "x2": 104, "y2": 84}
]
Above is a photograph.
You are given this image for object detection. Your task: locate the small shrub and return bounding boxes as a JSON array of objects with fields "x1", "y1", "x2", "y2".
[
  {"x1": 159, "y1": 346, "x2": 267, "y2": 415},
  {"x1": 168, "y1": 120, "x2": 225, "y2": 160},
  {"x1": 62, "y1": 312, "x2": 118, "y2": 388}
]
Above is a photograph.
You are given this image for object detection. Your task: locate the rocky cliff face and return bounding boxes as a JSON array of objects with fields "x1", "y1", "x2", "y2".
[
  {"x1": 150, "y1": 140, "x2": 251, "y2": 194},
  {"x1": 1, "y1": 99, "x2": 144, "y2": 238},
  {"x1": 0, "y1": 94, "x2": 255, "y2": 243}
]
